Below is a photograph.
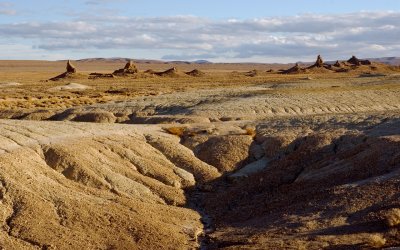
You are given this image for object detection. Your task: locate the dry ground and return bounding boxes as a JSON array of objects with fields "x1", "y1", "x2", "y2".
[{"x1": 0, "y1": 60, "x2": 399, "y2": 249}]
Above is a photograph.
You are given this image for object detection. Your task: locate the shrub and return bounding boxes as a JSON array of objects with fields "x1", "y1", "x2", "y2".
[
  {"x1": 367, "y1": 234, "x2": 386, "y2": 248},
  {"x1": 164, "y1": 127, "x2": 186, "y2": 137},
  {"x1": 244, "y1": 127, "x2": 256, "y2": 138},
  {"x1": 384, "y1": 208, "x2": 400, "y2": 227}
]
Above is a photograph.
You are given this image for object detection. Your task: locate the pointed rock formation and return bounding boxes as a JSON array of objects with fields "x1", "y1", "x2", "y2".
[
  {"x1": 314, "y1": 55, "x2": 324, "y2": 67},
  {"x1": 123, "y1": 61, "x2": 138, "y2": 72},
  {"x1": 305, "y1": 55, "x2": 335, "y2": 72},
  {"x1": 347, "y1": 56, "x2": 372, "y2": 66},
  {"x1": 66, "y1": 60, "x2": 77, "y2": 73},
  {"x1": 307, "y1": 55, "x2": 330, "y2": 70},
  {"x1": 347, "y1": 55, "x2": 361, "y2": 66},
  {"x1": 334, "y1": 60, "x2": 342, "y2": 67},
  {"x1": 49, "y1": 60, "x2": 78, "y2": 81}
]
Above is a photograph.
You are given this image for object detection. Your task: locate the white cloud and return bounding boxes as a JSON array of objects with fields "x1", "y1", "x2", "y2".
[
  {"x1": 84, "y1": 0, "x2": 127, "y2": 5},
  {"x1": 0, "y1": 44, "x2": 66, "y2": 60},
  {"x1": 0, "y1": 1, "x2": 12, "y2": 7},
  {"x1": 0, "y1": 9, "x2": 15, "y2": 15},
  {"x1": 0, "y1": 11, "x2": 399, "y2": 62},
  {"x1": 0, "y1": 1, "x2": 15, "y2": 15}
]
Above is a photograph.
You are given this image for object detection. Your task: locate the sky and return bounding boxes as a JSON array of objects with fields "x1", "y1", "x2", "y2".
[{"x1": 0, "y1": 0, "x2": 399, "y2": 62}]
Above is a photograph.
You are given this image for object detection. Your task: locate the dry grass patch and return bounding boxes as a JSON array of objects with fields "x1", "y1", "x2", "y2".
[
  {"x1": 243, "y1": 127, "x2": 257, "y2": 138},
  {"x1": 384, "y1": 208, "x2": 400, "y2": 227},
  {"x1": 367, "y1": 234, "x2": 386, "y2": 248},
  {"x1": 164, "y1": 126, "x2": 186, "y2": 137}
]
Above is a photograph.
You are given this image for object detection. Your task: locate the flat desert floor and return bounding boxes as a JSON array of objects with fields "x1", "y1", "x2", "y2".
[{"x1": 0, "y1": 60, "x2": 399, "y2": 249}]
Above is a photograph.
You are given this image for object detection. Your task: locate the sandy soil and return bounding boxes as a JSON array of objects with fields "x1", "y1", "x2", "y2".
[{"x1": 0, "y1": 60, "x2": 399, "y2": 249}]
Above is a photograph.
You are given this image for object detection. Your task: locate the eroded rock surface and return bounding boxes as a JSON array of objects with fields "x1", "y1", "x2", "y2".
[
  {"x1": 1, "y1": 74, "x2": 400, "y2": 249},
  {"x1": 0, "y1": 120, "x2": 216, "y2": 249}
]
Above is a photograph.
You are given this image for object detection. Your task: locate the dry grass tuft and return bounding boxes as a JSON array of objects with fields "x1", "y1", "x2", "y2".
[
  {"x1": 164, "y1": 127, "x2": 186, "y2": 137},
  {"x1": 384, "y1": 208, "x2": 400, "y2": 227},
  {"x1": 367, "y1": 234, "x2": 386, "y2": 248},
  {"x1": 244, "y1": 127, "x2": 257, "y2": 138}
]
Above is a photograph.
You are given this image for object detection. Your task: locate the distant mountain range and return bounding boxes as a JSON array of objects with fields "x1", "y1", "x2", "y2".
[
  {"x1": 71, "y1": 57, "x2": 399, "y2": 65},
  {"x1": 367, "y1": 57, "x2": 400, "y2": 65},
  {"x1": 74, "y1": 58, "x2": 212, "y2": 65}
]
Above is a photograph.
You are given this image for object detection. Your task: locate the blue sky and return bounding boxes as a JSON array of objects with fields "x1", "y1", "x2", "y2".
[{"x1": 0, "y1": 0, "x2": 400, "y2": 62}]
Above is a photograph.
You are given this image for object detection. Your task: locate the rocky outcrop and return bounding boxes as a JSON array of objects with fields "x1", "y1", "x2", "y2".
[
  {"x1": 279, "y1": 55, "x2": 381, "y2": 75},
  {"x1": 186, "y1": 69, "x2": 205, "y2": 77},
  {"x1": 66, "y1": 60, "x2": 77, "y2": 73},
  {"x1": 281, "y1": 63, "x2": 307, "y2": 74},
  {"x1": 307, "y1": 55, "x2": 334, "y2": 72},
  {"x1": 245, "y1": 69, "x2": 259, "y2": 77},
  {"x1": 72, "y1": 111, "x2": 117, "y2": 123},
  {"x1": 156, "y1": 67, "x2": 181, "y2": 77},
  {"x1": 194, "y1": 135, "x2": 254, "y2": 172},
  {"x1": 89, "y1": 73, "x2": 115, "y2": 79},
  {"x1": 201, "y1": 119, "x2": 400, "y2": 249},
  {"x1": 347, "y1": 55, "x2": 372, "y2": 66},
  {"x1": 0, "y1": 120, "x2": 208, "y2": 249},
  {"x1": 314, "y1": 55, "x2": 324, "y2": 67},
  {"x1": 49, "y1": 60, "x2": 79, "y2": 81},
  {"x1": 334, "y1": 60, "x2": 343, "y2": 67},
  {"x1": 112, "y1": 60, "x2": 138, "y2": 76},
  {"x1": 145, "y1": 134, "x2": 221, "y2": 182},
  {"x1": 144, "y1": 69, "x2": 157, "y2": 74}
]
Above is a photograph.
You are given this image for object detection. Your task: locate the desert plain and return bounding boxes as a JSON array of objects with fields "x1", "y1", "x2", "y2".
[{"x1": 0, "y1": 57, "x2": 399, "y2": 249}]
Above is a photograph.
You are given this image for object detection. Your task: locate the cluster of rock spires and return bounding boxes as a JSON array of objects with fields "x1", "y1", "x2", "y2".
[
  {"x1": 88, "y1": 60, "x2": 139, "y2": 79},
  {"x1": 281, "y1": 55, "x2": 374, "y2": 74},
  {"x1": 50, "y1": 60, "x2": 205, "y2": 81},
  {"x1": 48, "y1": 55, "x2": 388, "y2": 81}
]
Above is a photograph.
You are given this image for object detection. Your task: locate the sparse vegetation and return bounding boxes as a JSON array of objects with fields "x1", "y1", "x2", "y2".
[
  {"x1": 384, "y1": 208, "x2": 400, "y2": 227},
  {"x1": 244, "y1": 127, "x2": 257, "y2": 138},
  {"x1": 164, "y1": 126, "x2": 186, "y2": 137},
  {"x1": 367, "y1": 234, "x2": 387, "y2": 248},
  {"x1": 0, "y1": 59, "x2": 399, "y2": 113},
  {"x1": 0, "y1": 59, "x2": 400, "y2": 250}
]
